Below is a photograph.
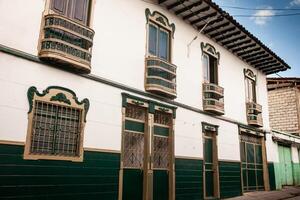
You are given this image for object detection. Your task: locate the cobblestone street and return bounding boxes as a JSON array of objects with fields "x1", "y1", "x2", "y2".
[{"x1": 227, "y1": 187, "x2": 300, "y2": 200}]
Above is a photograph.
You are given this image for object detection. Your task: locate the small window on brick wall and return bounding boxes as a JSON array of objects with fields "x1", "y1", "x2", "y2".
[{"x1": 24, "y1": 86, "x2": 89, "y2": 162}]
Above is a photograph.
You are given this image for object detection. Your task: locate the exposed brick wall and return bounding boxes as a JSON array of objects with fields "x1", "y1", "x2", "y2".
[{"x1": 268, "y1": 87, "x2": 300, "y2": 134}]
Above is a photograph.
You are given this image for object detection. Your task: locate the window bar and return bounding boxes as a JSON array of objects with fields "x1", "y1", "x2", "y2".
[
  {"x1": 43, "y1": 101, "x2": 49, "y2": 153},
  {"x1": 31, "y1": 101, "x2": 38, "y2": 153},
  {"x1": 47, "y1": 103, "x2": 54, "y2": 153},
  {"x1": 69, "y1": 107, "x2": 74, "y2": 155},
  {"x1": 62, "y1": 105, "x2": 68, "y2": 155},
  {"x1": 52, "y1": 105, "x2": 59, "y2": 155},
  {"x1": 38, "y1": 101, "x2": 45, "y2": 153},
  {"x1": 75, "y1": 109, "x2": 82, "y2": 156}
]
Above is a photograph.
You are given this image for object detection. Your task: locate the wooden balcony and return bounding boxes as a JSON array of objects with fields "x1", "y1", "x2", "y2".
[
  {"x1": 145, "y1": 56, "x2": 177, "y2": 99},
  {"x1": 246, "y1": 102, "x2": 263, "y2": 127},
  {"x1": 203, "y1": 83, "x2": 224, "y2": 115},
  {"x1": 38, "y1": 14, "x2": 94, "y2": 73}
]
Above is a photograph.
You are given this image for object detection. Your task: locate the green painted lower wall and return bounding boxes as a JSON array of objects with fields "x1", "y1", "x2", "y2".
[
  {"x1": 0, "y1": 144, "x2": 120, "y2": 200},
  {"x1": 293, "y1": 163, "x2": 300, "y2": 186},
  {"x1": 219, "y1": 161, "x2": 242, "y2": 199},
  {"x1": 175, "y1": 158, "x2": 203, "y2": 200}
]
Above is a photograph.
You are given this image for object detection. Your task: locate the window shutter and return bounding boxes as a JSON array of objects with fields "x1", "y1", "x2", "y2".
[
  {"x1": 52, "y1": 0, "x2": 67, "y2": 15},
  {"x1": 73, "y1": 0, "x2": 89, "y2": 24}
]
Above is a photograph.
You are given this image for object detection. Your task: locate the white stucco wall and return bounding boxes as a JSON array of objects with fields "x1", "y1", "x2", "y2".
[
  {"x1": 0, "y1": 52, "x2": 243, "y2": 161},
  {"x1": 0, "y1": 0, "x2": 270, "y2": 129}
]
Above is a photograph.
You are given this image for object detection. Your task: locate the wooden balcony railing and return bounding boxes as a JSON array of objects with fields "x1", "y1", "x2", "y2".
[
  {"x1": 203, "y1": 83, "x2": 224, "y2": 115},
  {"x1": 246, "y1": 102, "x2": 263, "y2": 127},
  {"x1": 38, "y1": 14, "x2": 95, "y2": 73},
  {"x1": 145, "y1": 56, "x2": 177, "y2": 98}
]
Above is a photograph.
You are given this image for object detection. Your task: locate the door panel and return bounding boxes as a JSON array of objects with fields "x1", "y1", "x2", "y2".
[
  {"x1": 153, "y1": 110, "x2": 172, "y2": 200},
  {"x1": 204, "y1": 135, "x2": 217, "y2": 198},
  {"x1": 123, "y1": 169, "x2": 143, "y2": 200},
  {"x1": 279, "y1": 146, "x2": 293, "y2": 185},
  {"x1": 278, "y1": 145, "x2": 287, "y2": 185},
  {"x1": 122, "y1": 104, "x2": 146, "y2": 200},
  {"x1": 153, "y1": 170, "x2": 169, "y2": 200}
]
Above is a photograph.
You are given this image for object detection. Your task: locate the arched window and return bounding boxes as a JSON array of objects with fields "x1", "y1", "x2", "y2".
[{"x1": 201, "y1": 42, "x2": 220, "y2": 84}]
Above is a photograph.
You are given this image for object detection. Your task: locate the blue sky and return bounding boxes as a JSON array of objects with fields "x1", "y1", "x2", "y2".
[{"x1": 213, "y1": 0, "x2": 300, "y2": 77}]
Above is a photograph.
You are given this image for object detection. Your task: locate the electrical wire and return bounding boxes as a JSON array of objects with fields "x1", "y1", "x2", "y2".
[
  {"x1": 233, "y1": 13, "x2": 300, "y2": 18},
  {"x1": 219, "y1": 6, "x2": 300, "y2": 11}
]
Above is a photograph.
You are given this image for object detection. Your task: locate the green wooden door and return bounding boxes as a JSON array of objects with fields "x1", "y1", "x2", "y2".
[
  {"x1": 122, "y1": 105, "x2": 146, "y2": 200},
  {"x1": 240, "y1": 134, "x2": 264, "y2": 192},
  {"x1": 278, "y1": 145, "x2": 293, "y2": 185},
  {"x1": 204, "y1": 137, "x2": 214, "y2": 198},
  {"x1": 153, "y1": 110, "x2": 172, "y2": 200}
]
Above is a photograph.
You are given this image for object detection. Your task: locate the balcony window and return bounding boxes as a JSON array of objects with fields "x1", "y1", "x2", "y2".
[
  {"x1": 52, "y1": 0, "x2": 91, "y2": 25},
  {"x1": 145, "y1": 9, "x2": 177, "y2": 98},
  {"x1": 245, "y1": 71, "x2": 257, "y2": 103},
  {"x1": 203, "y1": 53, "x2": 218, "y2": 84},
  {"x1": 244, "y1": 69, "x2": 263, "y2": 127},
  {"x1": 201, "y1": 43, "x2": 224, "y2": 115},
  {"x1": 38, "y1": 0, "x2": 94, "y2": 73},
  {"x1": 148, "y1": 23, "x2": 170, "y2": 61}
]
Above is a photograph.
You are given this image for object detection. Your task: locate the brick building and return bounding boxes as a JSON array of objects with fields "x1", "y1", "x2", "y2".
[{"x1": 267, "y1": 78, "x2": 300, "y2": 135}]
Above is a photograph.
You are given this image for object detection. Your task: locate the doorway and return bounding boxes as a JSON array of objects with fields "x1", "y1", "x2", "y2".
[
  {"x1": 278, "y1": 145, "x2": 293, "y2": 185},
  {"x1": 120, "y1": 101, "x2": 174, "y2": 200},
  {"x1": 202, "y1": 123, "x2": 219, "y2": 199}
]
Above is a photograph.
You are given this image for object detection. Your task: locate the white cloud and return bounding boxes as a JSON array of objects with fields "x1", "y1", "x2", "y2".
[
  {"x1": 290, "y1": 0, "x2": 300, "y2": 6},
  {"x1": 251, "y1": 6, "x2": 275, "y2": 25}
]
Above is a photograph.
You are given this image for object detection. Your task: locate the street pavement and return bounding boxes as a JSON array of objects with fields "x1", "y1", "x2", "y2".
[{"x1": 226, "y1": 186, "x2": 300, "y2": 200}]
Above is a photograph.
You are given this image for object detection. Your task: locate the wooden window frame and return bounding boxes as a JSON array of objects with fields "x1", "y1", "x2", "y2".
[
  {"x1": 244, "y1": 69, "x2": 257, "y2": 103},
  {"x1": 24, "y1": 86, "x2": 89, "y2": 162},
  {"x1": 145, "y1": 9, "x2": 175, "y2": 63},
  {"x1": 201, "y1": 42, "x2": 220, "y2": 85},
  {"x1": 49, "y1": 0, "x2": 93, "y2": 26},
  {"x1": 148, "y1": 21, "x2": 171, "y2": 62}
]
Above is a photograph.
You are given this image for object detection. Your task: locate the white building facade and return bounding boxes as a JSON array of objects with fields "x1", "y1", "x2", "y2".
[{"x1": 0, "y1": 0, "x2": 292, "y2": 199}]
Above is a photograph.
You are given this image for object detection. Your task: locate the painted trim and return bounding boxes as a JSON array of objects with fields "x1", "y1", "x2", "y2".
[
  {"x1": 0, "y1": 139, "x2": 121, "y2": 154},
  {"x1": 27, "y1": 86, "x2": 90, "y2": 122},
  {"x1": 175, "y1": 156, "x2": 202, "y2": 160},
  {"x1": 0, "y1": 140, "x2": 24, "y2": 146},
  {"x1": 122, "y1": 92, "x2": 177, "y2": 118},
  {"x1": 0, "y1": 44, "x2": 267, "y2": 132},
  {"x1": 202, "y1": 121, "x2": 219, "y2": 134},
  {"x1": 84, "y1": 147, "x2": 121, "y2": 154},
  {"x1": 145, "y1": 8, "x2": 175, "y2": 37},
  {"x1": 201, "y1": 42, "x2": 220, "y2": 64}
]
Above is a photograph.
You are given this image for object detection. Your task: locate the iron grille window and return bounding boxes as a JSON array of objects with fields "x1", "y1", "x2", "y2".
[
  {"x1": 123, "y1": 104, "x2": 146, "y2": 168},
  {"x1": 153, "y1": 110, "x2": 171, "y2": 169},
  {"x1": 30, "y1": 101, "x2": 82, "y2": 157}
]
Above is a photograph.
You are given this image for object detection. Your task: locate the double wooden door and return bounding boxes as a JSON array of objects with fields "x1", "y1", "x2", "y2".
[
  {"x1": 121, "y1": 103, "x2": 174, "y2": 200},
  {"x1": 278, "y1": 145, "x2": 293, "y2": 185}
]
